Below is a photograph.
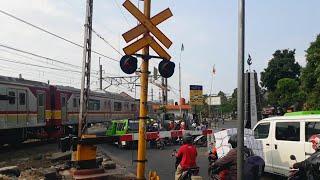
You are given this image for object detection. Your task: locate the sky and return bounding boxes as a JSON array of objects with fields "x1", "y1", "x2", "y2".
[{"x1": 0, "y1": 0, "x2": 319, "y2": 102}]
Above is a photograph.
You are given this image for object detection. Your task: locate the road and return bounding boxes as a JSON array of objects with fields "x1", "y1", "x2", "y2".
[{"x1": 99, "y1": 120, "x2": 285, "y2": 179}]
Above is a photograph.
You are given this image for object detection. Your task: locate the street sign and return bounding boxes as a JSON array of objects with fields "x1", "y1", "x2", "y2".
[
  {"x1": 122, "y1": 0, "x2": 172, "y2": 60},
  {"x1": 190, "y1": 85, "x2": 203, "y2": 105}
]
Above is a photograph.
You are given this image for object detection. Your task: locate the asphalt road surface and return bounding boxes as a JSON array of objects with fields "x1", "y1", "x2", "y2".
[
  {"x1": 96, "y1": 120, "x2": 236, "y2": 179},
  {"x1": 99, "y1": 120, "x2": 285, "y2": 179}
]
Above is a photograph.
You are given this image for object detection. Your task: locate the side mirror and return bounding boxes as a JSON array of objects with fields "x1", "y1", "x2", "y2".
[{"x1": 290, "y1": 155, "x2": 296, "y2": 161}]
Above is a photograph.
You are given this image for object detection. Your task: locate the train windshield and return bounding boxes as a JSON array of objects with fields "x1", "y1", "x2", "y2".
[{"x1": 128, "y1": 119, "x2": 139, "y2": 132}]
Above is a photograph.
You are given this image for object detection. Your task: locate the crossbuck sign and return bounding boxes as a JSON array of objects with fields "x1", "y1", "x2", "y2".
[{"x1": 122, "y1": 0, "x2": 173, "y2": 60}]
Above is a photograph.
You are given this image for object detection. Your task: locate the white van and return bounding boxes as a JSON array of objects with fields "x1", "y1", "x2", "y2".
[{"x1": 252, "y1": 114, "x2": 320, "y2": 177}]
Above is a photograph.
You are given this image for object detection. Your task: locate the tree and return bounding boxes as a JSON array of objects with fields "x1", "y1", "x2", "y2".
[
  {"x1": 271, "y1": 78, "x2": 305, "y2": 111},
  {"x1": 217, "y1": 91, "x2": 227, "y2": 103},
  {"x1": 301, "y1": 34, "x2": 320, "y2": 110},
  {"x1": 260, "y1": 49, "x2": 301, "y2": 91}
]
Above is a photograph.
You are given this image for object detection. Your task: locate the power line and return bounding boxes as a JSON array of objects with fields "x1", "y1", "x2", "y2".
[
  {"x1": 0, "y1": 48, "x2": 84, "y2": 71},
  {"x1": 0, "y1": 43, "x2": 81, "y2": 69},
  {"x1": 0, "y1": 9, "x2": 118, "y2": 62},
  {"x1": 113, "y1": 0, "x2": 131, "y2": 27},
  {"x1": 0, "y1": 57, "x2": 82, "y2": 73},
  {"x1": 92, "y1": 28, "x2": 123, "y2": 56}
]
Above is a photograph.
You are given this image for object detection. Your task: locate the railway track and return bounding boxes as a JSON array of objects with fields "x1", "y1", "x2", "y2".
[{"x1": 0, "y1": 139, "x2": 57, "y2": 153}]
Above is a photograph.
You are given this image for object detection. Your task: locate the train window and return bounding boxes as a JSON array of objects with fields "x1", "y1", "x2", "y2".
[
  {"x1": 114, "y1": 102, "x2": 122, "y2": 111},
  {"x1": 104, "y1": 100, "x2": 107, "y2": 110},
  {"x1": 19, "y1": 93, "x2": 26, "y2": 105},
  {"x1": 73, "y1": 98, "x2": 77, "y2": 108},
  {"x1": 8, "y1": 91, "x2": 15, "y2": 104},
  {"x1": 89, "y1": 99, "x2": 100, "y2": 111},
  {"x1": 38, "y1": 93, "x2": 44, "y2": 106},
  {"x1": 124, "y1": 102, "x2": 129, "y2": 111},
  {"x1": 131, "y1": 104, "x2": 137, "y2": 112},
  {"x1": 61, "y1": 97, "x2": 66, "y2": 107}
]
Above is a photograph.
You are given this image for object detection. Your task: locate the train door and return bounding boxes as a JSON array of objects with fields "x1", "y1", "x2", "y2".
[
  {"x1": 0, "y1": 87, "x2": 7, "y2": 128},
  {"x1": 17, "y1": 90, "x2": 27, "y2": 126},
  {"x1": 37, "y1": 92, "x2": 45, "y2": 124},
  {"x1": 7, "y1": 89, "x2": 18, "y2": 127},
  {"x1": 61, "y1": 94, "x2": 67, "y2": 123}
]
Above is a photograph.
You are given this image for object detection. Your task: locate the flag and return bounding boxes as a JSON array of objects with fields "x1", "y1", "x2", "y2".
[
  {"x1": 181, "y1": 43, "x2": 184, "y2": 51},
  {"x1": 247, "y1": 54, "x2": 252, "y2": 65},
  {"x1": 212, "y1": 65, "x2": 216, "y2": 75}
]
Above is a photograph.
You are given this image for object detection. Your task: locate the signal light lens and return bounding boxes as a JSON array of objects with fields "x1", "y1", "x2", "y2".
[
  {"x1": 120, "y1": 55, "x2": 138, "y2": 74},
  {"x1": 158, "y1": 60, "x2": 175, "y2": 78}
]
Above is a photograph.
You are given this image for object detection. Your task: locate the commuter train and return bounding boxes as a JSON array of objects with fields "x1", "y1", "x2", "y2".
[{"x1": 0, "y1": 75, "x2": 154, "y2": 145}]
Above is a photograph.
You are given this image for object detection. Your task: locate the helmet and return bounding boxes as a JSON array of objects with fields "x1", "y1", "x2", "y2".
[
  {"x1": 228, "y1": 134, "x2": 237, "y2": 148},
  {"x1": 182, "y1": 133, "x2": 193, "y2": 144},
  {"x1": 308, "y1": 134, "x2": 320, "y2": 150}
]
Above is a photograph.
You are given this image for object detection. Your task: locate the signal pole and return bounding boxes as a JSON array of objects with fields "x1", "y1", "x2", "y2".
[
  {"x1": 237, "y1": 0, "x2": 245, "y2": 179},
  {"x1": 137, "y1": 0, "x2": 151, "y2": 178}
]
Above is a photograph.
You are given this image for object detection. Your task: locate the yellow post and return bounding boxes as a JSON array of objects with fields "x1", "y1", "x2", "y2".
[{"x1": 137, "y1": 0, "x2": 151, "y2": 179}]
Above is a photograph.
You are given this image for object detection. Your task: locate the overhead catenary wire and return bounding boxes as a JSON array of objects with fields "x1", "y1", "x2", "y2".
[
  {"x1": 0, "y1": 9, "x2": 118, "y2": 62},
  {"x1": 113, "y1": 0, "x2": 131, "y2": 27},
  {"x1": 0, "y1": 57, "x2": 82, "y2": 73},
  {"x1": 0, "y1": 43, "x2": 82, "y2": 69},
  {"x1": 92, "y1": 28, "x2": 123, "y2": 56},
  {"x1": 0, "y1": 48, "x2": 87, "y2": 72}
]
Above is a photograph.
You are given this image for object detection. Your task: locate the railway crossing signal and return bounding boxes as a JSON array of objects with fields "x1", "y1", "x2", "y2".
[
  {"x1": 120, "y1": 55, "x2": 138, "y2": 74},
  {"x1": 158, "y1": 60, "x2": 175, "y2": 78},
  {"x1": 121, "y1": 0, "x2": 174, "y2": 179},
  {"x1": 122, "y1": 0, "x2": 172, "y2": 61}
]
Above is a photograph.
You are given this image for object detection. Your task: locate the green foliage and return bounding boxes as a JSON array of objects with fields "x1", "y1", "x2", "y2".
[
  {"x1": 301, "y1": 34, "x2": 320, "y2": 110},
  {"x1": 273, "y1": 78, "x2": 306, "y2": 110},
  {"x1": 261, "y1": 49, "x2": 301, "y2": 91}
]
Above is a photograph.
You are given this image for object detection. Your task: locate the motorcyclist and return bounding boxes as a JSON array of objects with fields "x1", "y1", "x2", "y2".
[
  {"x1": 174, "y1": 133, "x2": 198, "y2": 180},
  {"x1": 292, "y1": 134, "x2": 320, "y2": 180},
  {"x1": 209, "y1": 134, "x2": 254, "y2": 180}
]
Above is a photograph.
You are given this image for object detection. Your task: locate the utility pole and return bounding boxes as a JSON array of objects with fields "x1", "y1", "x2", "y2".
[
  {"x1": 78, "y1": 0, "x2": 93, "y2": 138},
  {"x1": 151, "y1": 87, "x2": 153, "y2": 101},
  {"x1": 179, "y1": 62, "x2": 182, "y2": 116},
  {"x1": 165, "y1": 78, "x2": 168, "y2": 105},
  {"x1": 75, "y1": 0, "x2": 94, "y2": 168},
  {"x1": 161, "y1": 77, "x2": 165, "y2": 105},
  {"x1": 237, "y1": 0, "x2": 245, "y2": 179},
  {"x1": 99, "y1": 57, "x2": 102, "y2": 90},
  {"x1": 136, "y1": 0, "x2": 151, "y2": 178}
]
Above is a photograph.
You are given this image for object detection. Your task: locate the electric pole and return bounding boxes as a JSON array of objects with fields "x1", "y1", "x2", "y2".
[
  {"x1": 179, "y1": 62, "x2": 182, "y2": 116},
  {"x1": 151, "y1": 87, "x2": 154, "y2": 101},
  {"x1": 78, "y1": 0, "x2": 93, "y2": 138},
  {"x1": 237, "y1": 0, "x2": 245, "y2": 179},
  {"x1": 99, "y1": 57, "x2": 102, "y2": 90},
  {"x1": 165, "y1": 78, "x2": 168, "y2": 105}
]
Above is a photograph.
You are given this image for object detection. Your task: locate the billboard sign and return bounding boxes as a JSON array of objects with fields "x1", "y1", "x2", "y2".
[
  {"x1": 190, "y1": 85, "x2": 203, "y2": 105},
  {"x1": 206, "y1": 96, "x2": 221, "y2": 106}
]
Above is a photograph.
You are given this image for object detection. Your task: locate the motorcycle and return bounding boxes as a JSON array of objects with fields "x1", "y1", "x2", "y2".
[
  {"x1": 193, "y1": 135, "x2": 207, "y2": 147},
  {"x1": 172, "y1": 149, "x2": 200, "y2": 180},
  {"x1": 155, "y1": 137, "x2": 165, "y2": 150},
  {"x1": 288, "y1": 155, "x2": 306, "y2": 180}
]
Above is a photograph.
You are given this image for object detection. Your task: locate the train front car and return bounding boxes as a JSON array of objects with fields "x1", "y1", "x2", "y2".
[{"x1": 0, "y1": 75, "x2": 56, "y2": 145}]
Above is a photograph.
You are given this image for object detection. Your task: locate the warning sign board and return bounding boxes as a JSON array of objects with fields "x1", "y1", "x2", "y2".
[{"x1": 190, "y1": 85, "x2": 203, "y2": 105}]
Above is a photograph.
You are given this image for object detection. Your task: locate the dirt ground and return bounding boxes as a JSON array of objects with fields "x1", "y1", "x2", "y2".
[{"x1": 0, "y1": 142, "x2": 62, "y2": 179}]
